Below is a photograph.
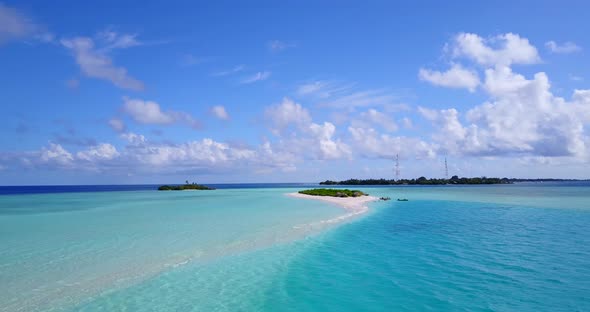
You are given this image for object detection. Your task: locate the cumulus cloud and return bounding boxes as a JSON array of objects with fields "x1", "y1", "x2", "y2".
[
  {"x1": 210, "y1": 105, "x2": 229, "y2": 120},
  {"x1": 419, "y1": 64, "x2": 480, "y2": 92},
  {"x1": 545, "y1": 41, "x2": 581, "y2": 54},
  {"x1": 265, "y1": 98, "x2": 312, "y2": 134},
  {"x1": 466, "y1": 67, "x2": 589, "y2": 157},
  {"x1": 241, "y1": 71, "x2": 271, "y2": 84},
  {"x1": 121, "y1": 97, "x2": 200, "y2": 129},
  {"x1": 308, "y1": 122, "x2": 351, "y2": 159},
  {"x1": 419, "y1": 65, "x2": 590, "y2": 158},
  {"x1": 5, "y1": 135, "x2": 300, "y2": 175},
  {"x1": 0, "y1": 3, "x2": 53, "y2": 44},
  {"x1": 39, "y1": 143, "x2": 74, "y2": 166},
  {"x1": 120, "y1": 132, "x2": 146, "y2": 145},
  {"x1": 418, "y1": 107, "x2": 468, "y2": 154},
  {"x1": 264, "y1": 98, "x2": 351, "y2": 160},
  {"x1": 123, "y1": 98, "x2": 174, "y2": 124},
  {"x1": 61, "y1": 35, "x2": 144, "y2": 90},
  {"x1": 413, "y1": 32, "x2": 590, "y2": 163},
  {"x1": 77, "y1": 143, "x2": 119, "y2": 161},
  {"x1": 451, "y1": 32, "x2": 540, "y2": 66}
]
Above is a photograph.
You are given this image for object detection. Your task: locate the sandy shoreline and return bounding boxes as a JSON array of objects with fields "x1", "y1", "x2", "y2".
[{"x1": 286, "y1": 192, "x2": 379, "y2": 214}]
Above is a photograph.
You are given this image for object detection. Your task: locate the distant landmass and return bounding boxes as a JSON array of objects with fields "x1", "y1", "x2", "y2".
[
  {"x1": 320, "y1": 176, "x2": 589, "y2": 186},
  {"x1": 158, "y1": 181, "x2": 215, "y2": 191}
]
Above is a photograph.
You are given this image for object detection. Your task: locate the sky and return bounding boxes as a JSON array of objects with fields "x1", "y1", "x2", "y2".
[{"x1": 1, "y1": 0, "x2": 589, "y2": 185}]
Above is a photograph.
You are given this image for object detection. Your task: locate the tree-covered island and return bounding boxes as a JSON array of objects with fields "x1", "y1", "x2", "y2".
[
  {"x1": 158, "y1": 181, "x2": 215, "y2": 191},
  {"x1": 320, "y1": 176, "x2": 511, "y2": 185},
  {"x1": 298, "y1": 188, "x2": 367, "y2": 197}
]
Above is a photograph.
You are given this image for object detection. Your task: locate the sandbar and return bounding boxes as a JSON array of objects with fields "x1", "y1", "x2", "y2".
[{"x1": 286, "y1": 192, "x2": 378, "y2": 214}]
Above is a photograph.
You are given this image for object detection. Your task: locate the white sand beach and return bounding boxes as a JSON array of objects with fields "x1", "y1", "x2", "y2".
[{"x1": 286, "y1": 192, "x2": 378, "y2": 214}]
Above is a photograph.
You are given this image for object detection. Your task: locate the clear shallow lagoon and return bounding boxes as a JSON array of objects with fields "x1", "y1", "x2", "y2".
[{"x1": 1, "y1": 183, "x2": 589, "y2": 311}]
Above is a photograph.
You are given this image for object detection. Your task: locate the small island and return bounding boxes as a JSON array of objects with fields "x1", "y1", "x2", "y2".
[
  {"x1": 158, "y1": 181, "x2": 215, "y2": 191},
  {"x1": 298, "y1": 188, "x2": 367, "y2": 198},
  {"x1": 287, "y1": 189, "x2": 378, "y2": 217}
]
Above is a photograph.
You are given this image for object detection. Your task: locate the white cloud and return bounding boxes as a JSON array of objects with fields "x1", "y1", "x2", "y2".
[
  {"x1": 212, "y1": 65, "x2": 245, "y2": 77},
  {"x1": 351, "y1": 108, "x2": 398, "y2": 132},
  {"x1": 417, "y1": 106, "x2": 438, "y2": 121},
  {"x1": 126, "y1": 138, "x2": 232, "y2": 166},
  {"x1": 123, "y1": 98, "x2": 174, "y2": 124},
  {"x1": 264, "y1": 97, "x2": 312, "y2": 134},
  {"x1": 97, "y1": 30, "x2": 141, "y2": 50},
  {"x1": 241, "y1": 71, "x2": 271, "y2": 84},
  {"x1": 569, "y1": 74, "x2": 583, "y2": 82},
  {"x1": 414, "y1": 32, "x2": 590, "y2": 161},
  {"x1": 122, "y1": 97, "x2": 200, "y2": 128},
  {"x1": 545, "y1": 41, "x2": 581, "y2": 54},
  {"x1": 0, "y1": 3, "x2": 53, "y2": 44},
  {"x1": 452, "y1": 32, "x2": 540, "y2": 66},
  {"x1": 296, "y1": 80, "x2": 355, "y2": 99},
  {"x1": 481, "y1": 65, "x2": 532, "y2": 96},
  {"x1": 39, "y1": 143, "x2": 74, "y2": 166},
  {"x1": 210, "y1": 105, "x2": 229, "y2": 120},
  {"x1": 296, "y1": 80, "x2": 410, "y2": 113},
  {"x1": 319, "y1": 89, "x2": 403, "y2": 110},
  {"x1": 120, "y1": 132, "x2": 146, "y2": 145},
  {"x1": 297, "y1": 81, "x2": 328, "y2": 96},
  {"x1": 77, "y1": 143, "x2": 119, "y2": 161},
  {"x1": 61, "y1": 36, "x2": 144, "y2": 90},
  {"x1": 120, "y1": 137, "x2": 301, "y2": 173},
  {"x1": 7, "y1": 135, "x2": 299, "y2": 175},
  {"x1": 419, "y1": 64, "x2": 480, "y2": 92},
  {"x1": 418, "y1": 107, "x2": 467, "y2": 154},
  {"x1": 108, "y1": 118, "x2": 126, "y2": 132},
  {"x1": 308, "y1": 122, "x2": 351, "y2": 159},
  {"x1": 420, "y1": 66, "x2": 590, "y2": 158},
  {"x1": 264, "y1": 98, "x2": 351, "y2": 160},
  {"x1": 348, "y1": 127, "x2": 436, "y2": 160}
]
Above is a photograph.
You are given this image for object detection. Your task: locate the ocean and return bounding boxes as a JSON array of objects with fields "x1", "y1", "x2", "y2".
[{"x1": 0, "y1": 183, "x2": 589, "y2": 311}]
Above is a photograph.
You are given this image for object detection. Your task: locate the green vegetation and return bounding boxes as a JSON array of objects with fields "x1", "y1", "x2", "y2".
[
  {"x1": 158, "y1": 181, "x2": 215, "y2": 191},
  {"x1": 298, "y1": 188, "x2": 367, "y2": 197},
  {"x1": 320, "y1": 176, "x2": 512, "y2": 185}
]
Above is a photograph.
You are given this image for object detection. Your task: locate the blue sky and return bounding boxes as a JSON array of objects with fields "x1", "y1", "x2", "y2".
[{"x1": 1, "y1": 1, "x2": 589, "y2": 184}]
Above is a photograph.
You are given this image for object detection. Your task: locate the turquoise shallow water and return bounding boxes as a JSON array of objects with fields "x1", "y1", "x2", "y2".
[{"x1": 1, "y1": 184, "x2": 589, "y2": 311}]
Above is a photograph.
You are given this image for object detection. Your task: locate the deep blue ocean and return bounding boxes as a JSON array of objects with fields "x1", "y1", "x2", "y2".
[{"x1": 1, "y1": 183, "x2": 589, "y2": 311}]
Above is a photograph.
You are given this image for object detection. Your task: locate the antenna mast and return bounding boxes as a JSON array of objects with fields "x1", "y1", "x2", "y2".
[
  {"x1": 395, "y1": 154, "x2": 400, "y2": 181},
  {"x1": 444, "y1": 157, "x2": 449, "y2": 180}
]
